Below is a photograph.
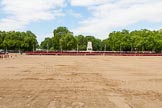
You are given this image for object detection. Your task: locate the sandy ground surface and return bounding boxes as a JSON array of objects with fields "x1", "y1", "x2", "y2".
[{"x1": 0, "y1": 55, "x2": 162, "y2": 108}]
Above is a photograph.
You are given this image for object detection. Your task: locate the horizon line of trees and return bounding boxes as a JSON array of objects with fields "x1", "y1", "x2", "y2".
[
  {"x1": 1, "y1": 26, "x2": 162, "y2": 53},
  {"x1": 40, "y1": 27, "x2": 103, "y2": 51},
  {"x1": 40, "y1": 27, "x2": 162, "y2": 53},
  {"x1": 0, "y1": 31, "x2": 38, "y2": 52}
]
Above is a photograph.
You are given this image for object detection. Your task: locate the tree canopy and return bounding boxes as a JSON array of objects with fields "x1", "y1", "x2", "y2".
[
  {"x1": 40, "y1": 27, "x2": 162, "y2": 53},
  {"x1": 40, "y1": 27, "x2": 103, "y2": 51},
  {"x1": 0, "y1": 31, "x2": 38, "y2": 52},
  {"x1": 1, "y1": 26, "x2": 162, "y2": 53},
  {"x1": 104, "y1": 29, "x2": 162, "y2": 52}
]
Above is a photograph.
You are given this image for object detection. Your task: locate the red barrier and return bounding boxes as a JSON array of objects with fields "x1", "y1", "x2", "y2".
[{"x1": 25, "y1": 51, "x2": 162, "y2": 56}]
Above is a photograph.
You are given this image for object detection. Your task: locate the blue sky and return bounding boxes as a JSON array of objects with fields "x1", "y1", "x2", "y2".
[{"x1": 0, "y1": 0, "x2": 162, "y2": 43}]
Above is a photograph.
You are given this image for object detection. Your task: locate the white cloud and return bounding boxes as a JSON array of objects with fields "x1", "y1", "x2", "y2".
[
  {"x1": 71, "y1": 0, "x2": 162, "y2": 38},
  {"x1": 0, "y1": 0, "x2": 66, "y2": 31},
  {"x1": 66, "y1": 9, "x2": 82, "y2": 19},
  {"x1": 1, "y1": 0, "x2": 162, "y2": 40},
  {"x1": 70, "y1": 0, "x2": 112, "y2": 6}
]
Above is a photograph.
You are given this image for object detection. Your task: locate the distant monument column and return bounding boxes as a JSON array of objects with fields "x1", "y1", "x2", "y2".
[{"x1": 87, "y1": 41, "x2": 93, "y2": 51}]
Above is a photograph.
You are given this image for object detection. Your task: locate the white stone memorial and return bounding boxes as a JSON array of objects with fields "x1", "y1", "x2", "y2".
[{"x1": 87, "y1": 41, "x2": 93, "y2": 51}]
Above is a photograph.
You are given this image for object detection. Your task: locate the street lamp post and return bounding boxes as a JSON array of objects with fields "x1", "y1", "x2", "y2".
[
  {"x1": 120, "y1": 44, "x2": 122, "y2": 52},
  {"x1": 131, "y1": 43, "x2": 133, "y2": 52},
  {"x1": 33, "y1": 45, "x2": 34, "y2": 52},
  {"x1": 104, "y1": 44, "x2": 106, "y2": 52},
  {"x1": 77, "y1": 44, "x2": 79, "y2": 52},
  {"x1": 47, "y1": 43, "x2": 49, "y2": 53}
]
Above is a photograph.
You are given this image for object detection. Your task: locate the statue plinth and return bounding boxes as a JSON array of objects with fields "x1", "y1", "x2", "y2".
[{"x1": 87, "y1": 41, "x2": 93, "y2": 51}]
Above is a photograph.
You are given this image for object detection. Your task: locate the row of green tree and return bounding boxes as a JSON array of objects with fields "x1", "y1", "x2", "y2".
[
  {"x1": 1, "y1": 27, "x2": 162, "y2": 52},
  {"x1": 40, "y1": 27, "x2": 162, "y2": 52},
  {"x1": 0, "y1": 31, "x2": 38, "y2": 51},
  {"x1": 103, "y1": 29, "x2": 162, "y2": 52},
  {"x1": 40, "y1": 27, "x2": 103, "y2": 51}
]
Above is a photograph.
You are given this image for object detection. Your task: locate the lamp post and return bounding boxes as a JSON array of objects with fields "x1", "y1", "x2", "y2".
[
  {"x1": 47, "y1": 43, "x2": 49, "y2": 53},
  {"x1": 131, "y1": 43, "x2": 133, "y2": 52},
  {"x1": 33, "y1": 44, "x2": 34, "y2": 52},
  {"x1": 104, "y1": 44, "x2": 106, "y2": 52},
  {"x1": 120, "y1": 44, "x2": 122, "y2": 52},
  {"x1": 77, "y1": 44, "x2": 79, "y2": 52}
]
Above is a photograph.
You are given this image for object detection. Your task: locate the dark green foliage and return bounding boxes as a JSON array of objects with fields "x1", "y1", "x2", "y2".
[
  {"x1": 42, "y1": 27, "x2": 162, "y2": 52},
  {"x1": 75, "y1": 35, "x2": 87, "y2": 51},
  {"x1": 3, "y1": 26, "x2": 160, "y2": 53},
  {"x1": 0, "y1": 31, "x2": 38, "y2": 51},
  {"x1": 40, "y1": 37, "x2": 53, "y2": 50},
  {"x1": 41, "y1": 27, "x2": 103, "y2": 51},
  {"x1": 104, "y1": 29, "x2": 162, "y2": 52},
  {"x1": 53, "y1": 26, "x2": 71, "y2": 50}
]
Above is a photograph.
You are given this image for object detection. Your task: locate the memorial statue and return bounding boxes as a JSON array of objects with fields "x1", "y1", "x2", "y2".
[{"x1": 87, "y1": 41, "x2": 93, "y2": 51}]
